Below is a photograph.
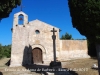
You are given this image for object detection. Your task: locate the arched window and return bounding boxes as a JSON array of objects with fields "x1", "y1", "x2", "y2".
[{"x1": 18, "y1": 14, "x2": 24, "y2": 25}]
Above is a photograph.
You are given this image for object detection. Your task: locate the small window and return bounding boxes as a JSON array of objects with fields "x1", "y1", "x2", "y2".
[{"x1": 35, "y1": 30, "x2": 40, "y2": 34}]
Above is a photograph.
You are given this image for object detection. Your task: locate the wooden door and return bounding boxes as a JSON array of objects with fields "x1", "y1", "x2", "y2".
[{"x1": 32, "y1": 48, "x2": 42, "y2": 64}]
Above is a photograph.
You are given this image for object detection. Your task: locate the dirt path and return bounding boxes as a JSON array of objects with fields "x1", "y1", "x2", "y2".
[{"x1": 0, "y1": 58, "x2": 99, "y2": 75}]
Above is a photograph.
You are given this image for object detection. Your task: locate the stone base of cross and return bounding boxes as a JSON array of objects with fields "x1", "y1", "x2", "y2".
[{"x1": 49, "y1": 61, "x2": 62, "y2": 68}]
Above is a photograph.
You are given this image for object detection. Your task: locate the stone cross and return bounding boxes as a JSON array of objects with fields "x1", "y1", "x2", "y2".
[
  {"x1": 51, "y1": 28, "x2": 57, "y2": 62},
  {"x1": 20, "y1": 3, "x2": 24, "y2": 11},
  {"x1": 19, "y1": 3, "x2": 24, "y2": 21}
]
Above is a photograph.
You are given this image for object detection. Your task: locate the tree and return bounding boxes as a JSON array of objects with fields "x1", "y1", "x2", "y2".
[
  {"x1": 0, "y1": 44, "x2": 3, "y2": 59},
  {"x1": 0, "y1": 0, "x2": 21, "y2": 20},
  {"x1": 60, "y1": 32, "x2": 73, "y2": 40},
  {"x1": 68, "y1": 0, "x2": 100, "y2": 74},
  {"x1": 87, "y1": 39, "x2": 97, "y2": 57},
  {"x1": 0, "y1": 44, "x2": 11, "y2": 59}
]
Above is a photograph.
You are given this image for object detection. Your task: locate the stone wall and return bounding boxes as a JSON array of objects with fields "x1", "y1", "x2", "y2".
[
  {"x1": 59, "y1": 40, "x2": 90, "y2": 61},
  {"x1": 10, "y1": 11, "x2": 60, "y2": 67}
]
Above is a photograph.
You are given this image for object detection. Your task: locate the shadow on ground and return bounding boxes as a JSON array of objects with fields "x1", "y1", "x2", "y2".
[
  {"x1": 91, "y1": 67, "x2": 98, "y2": 70},
  {"x1": 23, "y1": 64, "x2": 78, "y2": 75},
  {"x1": 0, "y1": 71, "x2": 3, "y2": 75},
  {"x1": 68, "y1": 70, "x2": 78, "y2": 75},
  {"x1": 5, "y1": 59, "x2": 11, "y2": 66}
]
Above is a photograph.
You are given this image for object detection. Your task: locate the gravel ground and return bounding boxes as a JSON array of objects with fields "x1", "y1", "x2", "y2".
[{"x1": 0, "y1": 58, "x2": 98, "y2": 75}]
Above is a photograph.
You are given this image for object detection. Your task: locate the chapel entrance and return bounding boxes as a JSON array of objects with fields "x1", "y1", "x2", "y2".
[{"x1": 32, "y1": 48, "x2": 42, "y2": 64}]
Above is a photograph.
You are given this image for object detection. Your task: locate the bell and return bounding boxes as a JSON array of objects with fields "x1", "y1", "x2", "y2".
[{"x1": 19, "y1": 17, "x2": 23, "y2": 20}]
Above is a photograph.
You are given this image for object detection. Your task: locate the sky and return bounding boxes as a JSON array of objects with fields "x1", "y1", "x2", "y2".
[{"x1": 0, "y1": 0, "x2": 86, "y2": 45}]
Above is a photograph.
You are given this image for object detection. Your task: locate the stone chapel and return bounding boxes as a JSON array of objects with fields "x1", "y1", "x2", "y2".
[{"x1": 10, "y1": 11, "x2": 90, "y2": 67}]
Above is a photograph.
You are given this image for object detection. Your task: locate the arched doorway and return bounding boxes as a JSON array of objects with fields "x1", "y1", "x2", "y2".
[{"x1": 32, "y1": 48, "x2": 42, "y2": 64}]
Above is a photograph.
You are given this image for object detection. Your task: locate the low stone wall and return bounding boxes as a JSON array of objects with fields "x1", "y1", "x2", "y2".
[
  {"x1": 60, "y1": 40, "x2": 88, "y2": 50},
  {"x1": 59, "y1": 40, "x2": 90, "y2": 61}
]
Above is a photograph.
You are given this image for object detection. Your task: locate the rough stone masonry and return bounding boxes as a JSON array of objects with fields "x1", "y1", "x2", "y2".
[{"x1": 10, "y1": 11, "x2": 90, "y2": 67}]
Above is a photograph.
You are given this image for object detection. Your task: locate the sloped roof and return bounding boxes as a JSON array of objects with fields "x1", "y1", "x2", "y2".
[{"x1": 29, "y1": 19, "x2": 60, "y2": 29}]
